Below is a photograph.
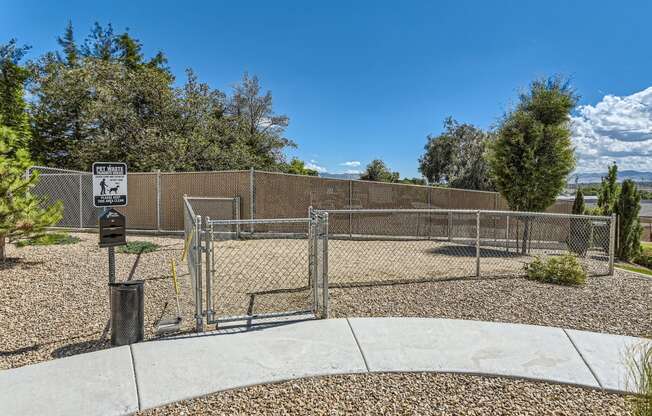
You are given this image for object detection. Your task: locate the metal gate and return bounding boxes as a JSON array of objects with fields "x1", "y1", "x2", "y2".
[{"x1": 184, "y1": 196, "x2": 328, "y2": 331}]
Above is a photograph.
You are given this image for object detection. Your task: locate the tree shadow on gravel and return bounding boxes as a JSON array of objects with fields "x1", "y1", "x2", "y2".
[
  {"x1": 0, "y1": 258, "x2": 44, "y2": 271},
  {"x1": 427, "y1": 245, "x2": 526, "y2": 258},
  {"x1": 51, "y1": 339, "x2": 111, "y2": 359}
]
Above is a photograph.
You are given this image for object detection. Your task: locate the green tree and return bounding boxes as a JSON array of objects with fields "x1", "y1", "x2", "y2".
[
  {"x1": 282, "y1": 158, "x2": 318, "y2": 176},
  {"x1": 0, "y1": 126, "x2": 63, "y2": 260},
  {"x1": 0, "y1": 40, "x2": 31, "y2": 140},
  {"x1": 360, "y1": 159, "x2": 400, "y2": 182},
  {"x1": 399, "y1": 177, "x2": 427, "y2": 185},
  {"x1": 569, "y1": 187, "x2": 590, "y2": 256},
  {"x1": 227, "y1": 72, "x2": 294, "y2": 170},
  {"x1": 487, "y1": 77, "x2": 577, "y2": 252},
  {"x1": 572, "y1": 187, "x2": 585, "y2": 214},
  {"x1": 419, "y1": 117, "x2": 494, "y2": 191},
  {"x1": 0, "y1": 44, "x2": 62, "y2": 260},
  {"x1": 29, "y1": 23, "x2": 295, "y2": 173},
  {"x1": 597, "y1": 162, "x2": 619, "y2": 215},
  {"x1": 57, "y1": 20, "x2": 78, "y2": 67},
  {"x1": 615, "y1": 179, "x2": 642, "y2": 261}
]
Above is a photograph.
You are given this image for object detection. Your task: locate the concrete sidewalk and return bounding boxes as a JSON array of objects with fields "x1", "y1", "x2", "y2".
[{"x1": 1, "y1": 318, "x2": 650, "y2": 416}]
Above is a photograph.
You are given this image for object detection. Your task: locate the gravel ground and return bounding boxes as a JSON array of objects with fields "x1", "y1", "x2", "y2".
[
  {"x1": 329, "y1": 268, "x2": 652, "y2": 338},
  {"x1": 1, "y1": 233, "x2": 650, "y2": 370},
  {"x1": 139, "y1": 372, "x2": 633, "y2": 415},
  {"x1": 0, "y1": 232, "x2": 196, "y2": 370}
]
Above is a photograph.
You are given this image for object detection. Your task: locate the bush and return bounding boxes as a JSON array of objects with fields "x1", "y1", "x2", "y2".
[
  {"x1": 525, "y1": 253, "x2": 587, "y2": 285},
  {"x1": 16, "y1": 232, "x2": 80, "y2": 247},
  {"x1": 117, "y1": 241, "x2": 159, "y2": 254},
  {"x1": 634, "y1": 243, "x2": 652, "y2": 269},
  {"x1": 627, "y1": 344, "x2": 652, "y2": 416}
]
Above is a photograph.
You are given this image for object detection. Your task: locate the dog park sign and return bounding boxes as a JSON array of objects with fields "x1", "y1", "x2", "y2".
[{"x1": 92, "y1": 162, "x2": 128, "y2": 207}]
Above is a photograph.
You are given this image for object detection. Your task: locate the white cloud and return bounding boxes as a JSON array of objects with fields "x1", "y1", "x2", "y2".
[
  {"x1": 343, "y1": 169, "x2": 362, "y2": 174},
  {"x1": 572, "y1": 86, "x2": 652, "y2": 172},
  {"x1": 305, "y1": 161, "x2": 327, "y2": 173},
  {"x1": 340, "y1": 161, "x2": 361, "y2": 167}
]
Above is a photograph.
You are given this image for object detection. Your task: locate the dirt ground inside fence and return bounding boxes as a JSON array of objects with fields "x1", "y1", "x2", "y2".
[{"x1": 1, "y1": 233, "x2": 650, "y2": 370}]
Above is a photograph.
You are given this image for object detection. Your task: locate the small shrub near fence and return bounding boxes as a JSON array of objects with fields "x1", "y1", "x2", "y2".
[{"x1": 525, "y1": 254, "x2": 587, "y2": 285}]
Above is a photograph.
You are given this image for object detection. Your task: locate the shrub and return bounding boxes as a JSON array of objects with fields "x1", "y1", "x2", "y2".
[
  {"x1": 117, "y1": 241, "x2": 159, "y2": 254},
  {"x1": 525, "y1": 253, "x2": 587, "y2": 285},
  {"x1": 627, "y1": 344, "x2": 652, "y2": 416},
  {"x1": 16, "y1": 232, "x2": 80, "y2": 247},
  {"x1": 634, "y1": 243, "x2": 652, "y2": 269}
]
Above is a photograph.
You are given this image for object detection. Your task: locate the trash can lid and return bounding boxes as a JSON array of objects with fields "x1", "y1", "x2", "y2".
[{"x1": 109, "y1": 280, "x2": 144, "y2": 288}]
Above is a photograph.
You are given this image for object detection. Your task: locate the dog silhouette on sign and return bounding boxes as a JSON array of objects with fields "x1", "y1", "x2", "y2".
[{"x1": 109, "y1": 184, "x2": 120, "y2": 194}]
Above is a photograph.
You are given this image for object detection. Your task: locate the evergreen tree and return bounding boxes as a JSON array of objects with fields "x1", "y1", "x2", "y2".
[
  {"x1": 569, "y1": 187, "x2": 589, "y2": 256},
  {"x1": 57, "y1": 20, "x2": 78, "y2": 67},
  {"x1": 0, "y1": 40, "x2": 31, "y2": 140},
  {"x1": 487, "y1": 76, "x2": 577, "y2": 253},
  {"x1": 0, "y1": 126, "x2": 63, "y2": 260},
  {"x1": 597, "y1": 162, "x2": 619, "y2": 216},
  {"x1": 572, "y1": 187, "x2": 585, "y2": 214},
  {"x1": 0, "y1": 44, "x2": 62, "y2": 260},
  {"x1": 615, "y1": 179, "x2": 642, "y2": 261},
  {"x1": 80, "y1": 22, "x2": 118, "y2": 60}
]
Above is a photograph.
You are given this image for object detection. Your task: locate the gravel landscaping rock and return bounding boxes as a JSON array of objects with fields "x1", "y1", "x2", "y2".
[
  {"x1": 1, "y1": 233, "x2": 650, "y2": 370},
  {"x1": 329, "y1": 269, "x2": 652, "y2": 338},
  {"x1": 0, "y1": 233, "x2": 196, "y2": 370},
  {"x1": 139, "y1": 372, "x2": 633, "y2": 415}
]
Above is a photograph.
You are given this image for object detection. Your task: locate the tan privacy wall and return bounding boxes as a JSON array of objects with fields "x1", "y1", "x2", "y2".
[{"x1": 36, "y1": 168, "x2": 574, "y2": 231}]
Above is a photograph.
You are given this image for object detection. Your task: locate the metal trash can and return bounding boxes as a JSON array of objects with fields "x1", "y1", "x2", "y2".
[{"x1": 109, "y1": 280, "x2": 144, "y2": 346}]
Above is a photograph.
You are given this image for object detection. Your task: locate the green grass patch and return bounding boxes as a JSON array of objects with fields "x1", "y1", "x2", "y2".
[
  {"x1": 16, "y1": 233, "x2": 81, "y2": 247},
  {"x1": 617, "y1": 263, "x2": 652, "y2": 277},
  {"x1": 117, "y1": 241, "x2": 160, "y2": 254},
  {"x1": 525, "y1": 253, "x2": 587, "y2": 285}
]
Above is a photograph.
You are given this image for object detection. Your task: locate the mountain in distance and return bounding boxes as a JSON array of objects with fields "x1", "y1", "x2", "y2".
[
  {"x1": 319, "y1": 172, "x2": 362, "y2": 180},
  {"x1": 570, "y1": 170, "x2": 652, "y2": 184}
]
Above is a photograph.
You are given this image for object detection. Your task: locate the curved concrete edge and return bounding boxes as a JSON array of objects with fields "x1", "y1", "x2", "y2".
[
  {"x1": 131, "y1": 318, "x2": 368, "y2": 410},
  {"x1": 1, "y1": 318, "x2": 650, "y2": 416},
  {"x1": 0, "y1": 345, "x2": 138, "y2": 416}
]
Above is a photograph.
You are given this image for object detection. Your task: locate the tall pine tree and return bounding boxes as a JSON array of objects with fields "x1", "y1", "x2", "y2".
[
  {"x1": 615, "y1": 179, "x2": 642, "y2": 261},
  {"x1": 0, "y1": 41, "x2": 62, "y2": 260}
]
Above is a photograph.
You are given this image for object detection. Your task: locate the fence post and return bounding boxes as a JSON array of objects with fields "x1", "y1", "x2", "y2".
[
  {"x1": 195, "y1": 215, "x2": 204, "y2": 332},
  {"x1": 250, "y1": 167, "x2": 255, "y2": 234},
  {"x1": 348, "y1": 180, "x2": 353, "y2": 238},
  {"x1": 322, "y1": 212, "x2": 329, "y2": 319},
  {"x1": 205, "y1": 217, "x2": 213, "y2": 323},
  {"x1": 476, "y1": 210, "x2": 481, "y2": 277},
  {"x1": 447, "y1": 211, "x2": 453, "y2": 241},
  {"x1": 427, "y1": 189, "x2": 432, "y2": 240},
  {"x1": 156, "y1": 170, "x2": 161, "y2": 232},
  {"x1": 608, "y1": 213, "x2": 616, "y2": 275},
  {"x1": 78, "y1": 174, "x2": 83, "y2": 229},
  {"x1": 505, "y1": 215, "x2": 510, "y2": 253}
]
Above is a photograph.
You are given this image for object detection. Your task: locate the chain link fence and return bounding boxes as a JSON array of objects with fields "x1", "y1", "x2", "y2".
[
  {"x1": 29, "y1": 166, "x2": 580, "y2": 232},
  {"x1": 315, "y1": 209, "x2": 614, "y2": 286},
  {"x1": 183, "y1": 196, "x2": 328, "y2": 330}
]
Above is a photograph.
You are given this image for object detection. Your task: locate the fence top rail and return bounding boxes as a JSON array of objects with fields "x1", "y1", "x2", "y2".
[
  {"x1": 183, "y1": 196, "x2": 197, "y2": 222},
  {"x1": 315, "y1": 208, "x2": 611, "y2": 220},
  {"x1": 207, "y1": 217, "x2": 311, "y2": 225},
  {"x1": 185, "y1": 196, "x2": 240, "y2": 201}
]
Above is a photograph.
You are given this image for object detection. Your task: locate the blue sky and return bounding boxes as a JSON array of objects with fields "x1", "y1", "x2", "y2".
[{"x1": 2, "y1": 0, "x2": 651, "y2": 177}]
